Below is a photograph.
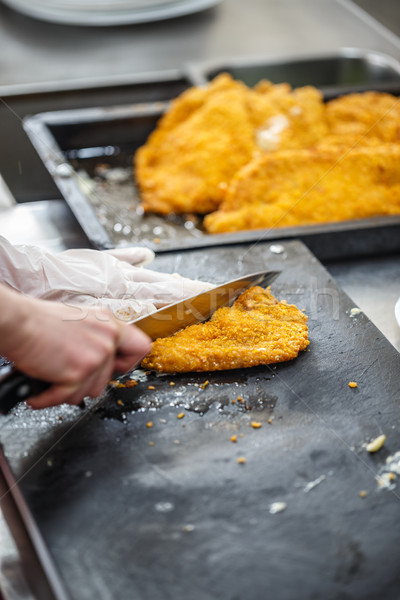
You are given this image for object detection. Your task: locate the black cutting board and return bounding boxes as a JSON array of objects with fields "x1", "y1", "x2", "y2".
[{"x1": 1, "y1": 240, "x2": 400, "y2": 600}]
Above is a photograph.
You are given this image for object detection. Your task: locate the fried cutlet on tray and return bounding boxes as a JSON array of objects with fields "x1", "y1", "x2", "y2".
[
  {"x1": 141, "y1": 286, "x2": 309, "y2": 373},
  {"x1": 204, "y1": 144, "x2": 400, "y2": 233},
  {"x1": 326, "y1": 91, "x2": 400, "y2": 142},
  {"x1": 134, "y1": 74, "x2": 327, "y2": 215}
]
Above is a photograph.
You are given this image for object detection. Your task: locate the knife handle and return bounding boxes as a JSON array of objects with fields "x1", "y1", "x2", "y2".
[
  {"x1": 0, "y1": 367, "x2": 88, "y2": 415},
  {"x1": 0, "y1": 366, "x2": 51, "y2": 415}
]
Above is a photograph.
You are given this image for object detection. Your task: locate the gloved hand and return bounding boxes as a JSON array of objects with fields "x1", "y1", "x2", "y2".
[{"x1": 0, "y1": 236, "x2": 213, "y2": 321}]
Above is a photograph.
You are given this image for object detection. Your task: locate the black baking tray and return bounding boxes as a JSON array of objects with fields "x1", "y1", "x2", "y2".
[
  {"x1": 1, "y1": 239, "x2": 400, "y2": 600},
  {"x1": 22, "y1": 50, "x2": 400, "y2": 259},
  {"x1": 186, "y1": 47, "x2": 400, "y2": 98},
  {"x1": 0, "y1": 70, "x2": 192, "y2": 205}
]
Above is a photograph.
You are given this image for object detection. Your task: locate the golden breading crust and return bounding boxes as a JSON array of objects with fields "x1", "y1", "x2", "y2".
[
  {"x1": 134, "y1": 74, "x2": 327, "y2": 215},
  {"x1": 141, "y1": 286, "x2": 309, "y2": 373},
  {"x1": 326, "y1": 91, "x2": 400, "y2": 142},
  {"x1": 204, "y1": 145, "x2": 400, "y2": 233}
]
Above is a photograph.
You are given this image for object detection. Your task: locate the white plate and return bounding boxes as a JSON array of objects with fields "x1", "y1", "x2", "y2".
[
  {"x1": 19, "y1": 0, "x2": 189, "y2": 10},
  {"x1": 2, "y1": 0, "x2": 222, "y2": 25},
  {"x1": 395, "y1": 297, "x2": 400, "y2": 328}
]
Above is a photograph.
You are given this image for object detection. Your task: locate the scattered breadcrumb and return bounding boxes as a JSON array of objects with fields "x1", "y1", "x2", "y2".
[
  {"x1": 109, "y1": 380, "x2": 125, "y2": 388},
  {"x1": 199, "y1": 380, "x2": 210, "y2": 389},
  {"x1": 237, "y1": 457, "x2": 246, "y2": 464},
  {"x1": 269, "y1": 502, "x2": 287, "y2": 514},
  {"x1": 148, "y1": 441, "x2": 155, "y2": 446},
  {"x1": 366, "y1": 434, "x2": 386, "y2": 453},
  {"x1": 348, "y1": 381, "x2": 358, "y2": 388},
  {"x1": 125, "y1": 380, "x2": 138, "y2": 388},
  {"x1": 169, "y1": 381, "x2": 175, "y2": 386},
  {"x1": 251, "y1": 421, "x2": 262, "y2": 429},
  {"x1": 376, "y1": 450, "x2": 400, "y2": 491},
  {"x1": 376, "y1": 472, "x2": 396, "y2": 488},
  {"x1": 146, "y1": 421, "x2": 153, "y2": 429},
  {"x1": 148, "y1": 385, "x2": 155, "y2": 390},
  {"x1": 303, "y1": 474, "x2": 326, "y2": 493},
  {"x1": 359, "y1": 490, "x2": 367, "y2": 498},
  {"x1": 117, "y1": 400, "x2": 124, "y2": 406},
  {"x1": 109, "y1": 379, "x2": 138, "y2": 389},
  {"x1": 230, "y1": 435, "x2": 238, "y2": 443},
  {"x1": 177, "y1": 412, "x2": 185, "y2": 419}
]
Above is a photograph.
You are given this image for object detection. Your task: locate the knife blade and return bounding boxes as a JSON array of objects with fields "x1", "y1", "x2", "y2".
[
  {"x1": 132, "y1": 269, "x2": 280, "y2": 340},
  {"x1": 0, "y1": 270, "x2": 279, "y2": 414}
]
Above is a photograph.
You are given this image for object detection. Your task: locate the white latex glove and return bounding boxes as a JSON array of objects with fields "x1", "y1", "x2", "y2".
[{"x1": 0, "y1": 236, "x2": 213, "y2": 321}]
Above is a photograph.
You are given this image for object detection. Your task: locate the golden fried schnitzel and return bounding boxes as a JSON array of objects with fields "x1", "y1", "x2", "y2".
[
  {"x1": 135, "y1": 76, "x2": 400, "y2": 232},
  {"x1": 251, "y1": 81, "x2": 328, "y2": 151},
  {"x1": 204, "y1": 144, "x2": 400, "y2": 233},
  {"x1": 141, "y1": 286, "x2": 309, "y2": 373},
  {"x1": 326, "y1": 91, "x2": 400, "y2": 142},
  {"x1": 135, "y1": 74, "x2": 327, "y2": 215}
]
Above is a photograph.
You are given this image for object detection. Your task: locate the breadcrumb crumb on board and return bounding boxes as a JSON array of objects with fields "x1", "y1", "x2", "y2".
[
  {"x1": 366, "y1": 434, "x2": 386, "y2": 453},
  {"x1": 269, "y1": 502, "x2": 287, "y2": 514}
]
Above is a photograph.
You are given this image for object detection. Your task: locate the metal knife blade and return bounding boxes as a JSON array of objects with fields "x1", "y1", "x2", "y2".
[
  {"x1": 133, "y1": 269, "x2": 280, "y2": 340},
  {"x1": 0, "y1": 270, "x2": 279, "y2": 414}
]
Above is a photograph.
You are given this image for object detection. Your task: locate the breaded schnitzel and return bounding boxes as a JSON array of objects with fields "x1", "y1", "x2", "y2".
[
  {"x1": 326, "y1": 91, "x2": 400, "y2": 142},
  {"x1": 134, "y1": 74, "x2": 327, "y2": 215},
  {"x1": 135, "y1": 77, "x2": 400, "y2": 232},
  {"x1": 204, "y1": 144, "x2": 400, "y2": 233},
  {"x1": 135, "y1": 75, "x2": 256, "y2": 215},
  {"x1": 141, "y1": 286, "x2": 309, "y2": 373}
]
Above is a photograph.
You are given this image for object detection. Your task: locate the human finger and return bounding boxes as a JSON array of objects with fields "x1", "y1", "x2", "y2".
[
  {"x1": 104, "y1": 247, "x2": 155, "y2": 266},
  {"x1": 27, "y1": 354, "x2": 116, "y2": 409},
  {"x1": 27, "y1": 382, "x2": 83, "y2": 409},
  {"x1": 113, "y1": 324, "x2": 151, "y2": 372}
]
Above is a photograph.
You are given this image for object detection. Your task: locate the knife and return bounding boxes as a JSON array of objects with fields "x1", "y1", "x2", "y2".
[{"x1": 0, "y1": 270, "x2": 279, "y2": 414}]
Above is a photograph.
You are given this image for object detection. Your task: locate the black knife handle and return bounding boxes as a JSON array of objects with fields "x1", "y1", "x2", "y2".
[{"x1": 0, "y1": 366, "x2": 51, "y2": 415}]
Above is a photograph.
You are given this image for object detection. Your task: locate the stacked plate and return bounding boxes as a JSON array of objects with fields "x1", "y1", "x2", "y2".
[{"x1": 2, "y1": 0, "x2": 222, "y2": 26}]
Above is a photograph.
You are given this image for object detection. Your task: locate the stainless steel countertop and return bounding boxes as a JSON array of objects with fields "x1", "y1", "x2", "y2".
[
  {"x1": 0, "y1": 0, "x2": 399, "y2": 95},
  {"x1": 0, "y1": 0, "x2": 399, "y2": 598}
]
